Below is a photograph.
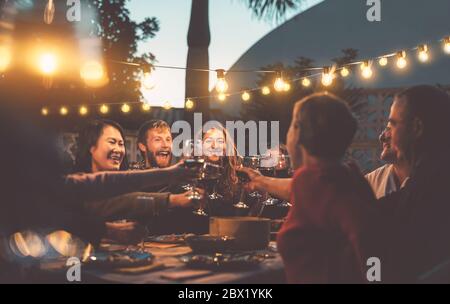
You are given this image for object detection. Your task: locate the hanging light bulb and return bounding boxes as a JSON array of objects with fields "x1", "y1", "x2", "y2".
[
  {"x1": 321, "y1": 67, "x2": 334, "y2": 87},
  {"x1": 443, "y1": 37, "x2": 450, "y2": 54},
  {"x1": 340, "y1": 67, "x2": 350, "y2": 78},
  {"x1": 417, "y1": 44, "x2": 429, "y2": 62},
  {"x1": 99, "y1": 104, "x2": 109, "y2": 114},
  {"x1": 241, "y1": 91, "x2": 251, "y2": 101},
  {"x1": 361, "y1": 61, "x2": 373, "y2": 79},
  {"x1": 261, "y1": 86, "x2": 271, "y2": 95},
  {"x1": 218, "y1": 93, "x2": 227, "y2": 102},
  {"x1": 141, "y1": 65, "x2": 156, "y2": 90},
  {"x1": 163, "y1": 101, "x2": 172, "y2": 110},
  {"x1": 41, "y1": 107, "x2": 49, "y2": 116},
  {"x1": 301, "y1": 78, "x2": 311, "y2": 87},
  {"x1": 396, "y1": 51, "x2": 407, "y2": 69},
  {"x1": 121, "y1": 103, "x2": 131, "y2": 113},
  {"x1": 141, "y1": 103, "x2": 151, "y2": 112},
  {"x1": 59, "y1": 106, "x2": 68, "y2": 116},
  {"x1": 215, "y1": 69, "x2": 228, "y2": 93},
  {"x1": 79, "y1": 106, "x2": 88, "y2": 116},
  {"x1": 283, "y1": 82, "x2": 291, "y2": 92},
  {"x1": 185, "y1": 99, "x2": 194, "y2": 110},
  {"x1": 378, "y1": 57, "x2": 388, "y2": 67},
  {"x1": 44, "y1": 0, "x2": 55, "y2": 25},
  {"x1": 273, "y1": 71, "x2": 286, "y2": 92}
]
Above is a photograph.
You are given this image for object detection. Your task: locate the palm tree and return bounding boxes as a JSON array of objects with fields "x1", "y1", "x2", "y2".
[{"x1": 184, "y1": 0, "x2": 303, "y2": 122}]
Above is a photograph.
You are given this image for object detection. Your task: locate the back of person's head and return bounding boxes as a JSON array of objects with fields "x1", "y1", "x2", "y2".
[
  {"x1": 75, "y1": 119, "x2": 128, "y2": 173},
  {"x1": 395, "y1": 85, "x2": 450, "y2": 156},
  {"x1": 295, "y1": 92, "x2": 357, "y2": 159}
]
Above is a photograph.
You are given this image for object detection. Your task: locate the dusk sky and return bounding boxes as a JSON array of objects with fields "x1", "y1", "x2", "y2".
[{"x1": 128, "y1": 0, "x2": 323, "y2": 108}]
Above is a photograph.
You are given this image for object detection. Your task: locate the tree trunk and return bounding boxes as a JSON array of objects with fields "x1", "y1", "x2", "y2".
[{"x1": 185, "y1": 0, "x2": 211, "y2": 124}]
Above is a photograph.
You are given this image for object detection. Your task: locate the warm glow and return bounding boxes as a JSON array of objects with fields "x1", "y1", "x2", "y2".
[
  {"x1": 79, "y1": 106, "x2": 88, "y2": 116},
  {"x1": 163, "y1": 101, "x2": 172, "y2": 110},
  {"x1": 321, "y1": 70, "x2": 334, "y2": 87},
  {"x1": 0, "y1": 45, "x2": 12, "y2": 72},
  {"x1": 141, "y1": 103, "x2": 151, "y2": 112},
  {"x1": 301, "y1": 78, "x2": 311, "y2": 87},
  {"x1": 80, "y1": 61, "x2": 104, "y2": 81},
  {"x1": 396, "y1": 51, "x2": 407, "y2": 69},
  {"x1": 444, "y1": 37, "x2": 450, "y2": 54},
  {"x1": 283, "y1": 82, "x2": 291, "y2": 92},
  {"x1": 41, "y1": 107, "x2": 49, "y2": 116},
  {"x1": 261, "y1": 86, "x2": 271, "y2": 95},
  {"x1": 273, "y1": 77, "x2": 285, "y2": 92},
  {"x1": 47, "y1": 230, "x2": 87, "y2": 257},
  {"x1": 185, "y1": 99, "x2": 194, "y2": 109},
  {"x1": 59, "y1": 106, "x2": 68, "y2": 116},
  {"x1": 218, "y1": 93, "x2": 227, "y2": 102},
  {"x1": 10, "y1": 231, "x2": 47, "y2": 258},
  {"x1": 241, "y1": 91, "x2": 251, "y2": 101},
  {"x1": 378, "y1": 57, "x2": 388, "y2": 67},
  {"x1": 121, "y1": 103, "x2": 131, "y2": 113},
  {"x1": 141, "y1": 72, "x2": 156, "y2": 90},
  {"x1": 417, "y1": 45, "x2": 429, "y2": 62},
  {"x1": 340, "y1": 67, "x2": 350, "y2": 77},
  {"x1": 38, "y1": 52, "x2": 58, "y2": 75},
  {"x1": 361, "y1": 61, "x2": 373, "y2": 79},
  {"x1": 100, "y1": 104, "x2": 109, "y2": 114},
  {"x1": 215, "y1": 69, "x2": 228, "y2": 93}
]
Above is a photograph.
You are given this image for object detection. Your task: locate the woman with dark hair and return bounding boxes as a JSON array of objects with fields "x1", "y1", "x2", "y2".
[{"x1": 74, "y1": 119, "x2": 129, "y2": 173}]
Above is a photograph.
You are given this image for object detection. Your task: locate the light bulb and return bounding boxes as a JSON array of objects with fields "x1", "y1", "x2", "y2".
[
  {"x1": 340, "y1": 67, "x2": 350, "y2": 77},
  {"x1": 0, "y1": 45, "x2": 11, "y2": 72},
  {"x1": 418, "y1": 45, "x2": 429, "y2": 62},
  {"x1": 283, "y1": 82, "x2": 291, "y2": 92},
  {"x1": 41, "y1": 107, "x2": 49, "y2": 116},
  {"x1": 261, "y1": 86, "x2": 271, "y2": 95},
  {"x1": 141, "y1": 72, "x2": 156, "y2": 90},
  {"x1": 444, "y1": 37, "x2": 450, "y2": 54},
  {"x1": 80, "y1": 61, "x2": 104, "y2": 81},
  {"x1": 79, "y1": 106, "x2": 88, "y2": 116},
  {"x1": 218, "y1": 93, "x2": 227, "y2": 102},
  {"x1": 100, "y1": 104, "x2": 109, "y2": 114},
  {"x1": 59, "y1": 106, "x2": 68, "y2": 116},
  {"x1": 215, "y1": 69, "x2": 228, "y2": 93},
  {"x1": 241, "y1": 91, "x2": 251, "y2": 101},
  {"x1": 301, "y1": 78, "x2": 311, "y2": 87},
  {"x1": 361, "y1": 61, "x2": 373, "y2": 79},
  {"x1": 163, "y1": 101, "x2": 172, "y2": 110},
  {"x1": 378, "y1": 57, "x2": 388, "y2": 67},
  {"x1": 185, "y1": 99, "x2": 194, "y2": 110},
  {"x1": 38, "y1": 52, "x2": 57, "y2": 75},
  {"x1": 121, "y1": 103, "x2": 131, "y2": 113},
  {"x1": 141, "y1": 103, "x2": 151, "y2": 112},
  {"x1": 44, "y1": 0, "x2": 55, "y2": 25},
  {"x1": 274, "y1": 76, "x2": 285, "y2": 92},
  {"x1": 321, "y1": 68, "x2": 333, "y2": 87},
  {"x1": 396, "y1": 51, "x2": 407, "y2": 69}
]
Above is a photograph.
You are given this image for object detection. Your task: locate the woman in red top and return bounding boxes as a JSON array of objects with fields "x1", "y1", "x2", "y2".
[{"x1": 277, "y1": 92, "x2": 382, "y2": 283}]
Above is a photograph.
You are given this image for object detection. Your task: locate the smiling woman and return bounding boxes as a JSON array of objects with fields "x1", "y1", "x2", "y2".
[{"x1": 74, "y1": 119, "x2": 129, "y2": 173}]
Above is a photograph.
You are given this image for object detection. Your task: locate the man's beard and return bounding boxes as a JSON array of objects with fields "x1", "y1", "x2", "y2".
[{"x1": 146, "y1": 150, "x2": 172, "y2": 168}]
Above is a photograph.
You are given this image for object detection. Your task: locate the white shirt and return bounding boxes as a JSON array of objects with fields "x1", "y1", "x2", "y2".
[{"x1": 365, "y1": 164, "x2": 408, "y2": 199}]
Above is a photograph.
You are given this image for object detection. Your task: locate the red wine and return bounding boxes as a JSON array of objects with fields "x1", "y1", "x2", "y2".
[
  {"x1": 259, "y1": 167, "x2": 275, "y2": 177},
  {"x1": 184, "y1": 158, "x2": 205, "y2": 169}
]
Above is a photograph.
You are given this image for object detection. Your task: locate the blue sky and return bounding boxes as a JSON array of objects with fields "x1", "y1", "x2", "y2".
[{"x1": 128, "y1": 0, "x2": 323, "y2": 108}]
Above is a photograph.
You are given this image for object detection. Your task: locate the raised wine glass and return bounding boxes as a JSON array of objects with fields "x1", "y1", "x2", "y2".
[{"x1": 183, "y1": 139, "x2": 207, "y2": 216}]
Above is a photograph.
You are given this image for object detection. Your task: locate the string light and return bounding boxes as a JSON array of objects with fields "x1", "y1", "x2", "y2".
[
  {"x1": 215, "y1": 69, "x2": 228, "y2": 93},
  {"x1": 41, "y1": 107, "x2": 49, "y2": 116},
  {"x1": 261, "y1": 86, "x2": 271, "y2": 95},
  {"x1": 38, "y1": 52, "x2": 57, "y2": 75},
  {"x1": 340, "y1": 67, "x2": 350, "y2": 77},
  {"x1": 361, "y1": 61, "x2": 373, "y2": 79},
  {"x1": 301, "y1": 78, "x2": 311, "y2": 87},
  {"x1": 185, "y1": 99, "x2": 194, "y2": 110},
  {"x1": 378, "y1": 57, "x2": 388, "y2": 67},
  {"x1": 79, "y1": 106, "x2": 88, "y2": 116},
  {"x1": 241, "y1": 91, "x2": 251, "y2": 101},
  {"x1": 44, "y1": 0, "x2": 55, "y2": 25},
  {"x1": 283, "y1": 82, "x2": 291, "y2": 92},
  {"x1": 59, "y1": 106, "x2": 68, "y2": 116},
  {"x1": 443, "y1": 37, "x2": 450, "y2": 54},
  {"x1": 121, "y1": 103, "x2": 131, "y2": 113},
  {"x1": 0, "y1": 45, "x2": 11, "y2": 72},
  {"x1": 141, "y1": 65, "x2": 156, "y2": 90},
  {"x1": 163, "y1": 101, "x2": 172, "y2": 110},
  {"x1": 396, "y1": 51, "x2": 407, "y2": 69},
  {"x1": 80, "y1": 61, "x2": 104, "y2": 81},
  {"x1": 417, "y1": 44, "x2": 429, "y2": 62},
  {"x1": 99, "y1": 104, "x2": 109, "y2": 114},
  {"x1": 321, "y1": 67, "x2": 334, "y2": 87},
  {"x1": 141, "y1": 103, "x2": 151, "y2": 112},
  {"x1": 273, "y1": 71, "x2": 286, "y2": 92},
  {"x1": 218, "y1": 93, "x2": 227, "y2": 102}
]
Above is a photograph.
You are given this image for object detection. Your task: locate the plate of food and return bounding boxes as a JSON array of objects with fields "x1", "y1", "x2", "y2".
[{"x1": 146, "y1": 234, "x2": 194, "y2": 244}]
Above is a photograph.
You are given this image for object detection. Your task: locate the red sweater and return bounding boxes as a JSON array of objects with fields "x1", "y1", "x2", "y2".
[{"x1": 277, "y1": 163, "x2": 381, "y2": 283}]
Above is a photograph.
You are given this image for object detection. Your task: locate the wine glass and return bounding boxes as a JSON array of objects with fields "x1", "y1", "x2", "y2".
[
  {"x1": 183, "y1": 139, "x2": 207, "y2": 216},
  {"x1": 233, "y1": 156, "x2": 251, "y2": 209},
  {"x1": 204, "y1": 161, "x2": 223, "y2": 200},
  {"x1": 243, "y1": 156, "x2": 263, "y2": 201}
]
